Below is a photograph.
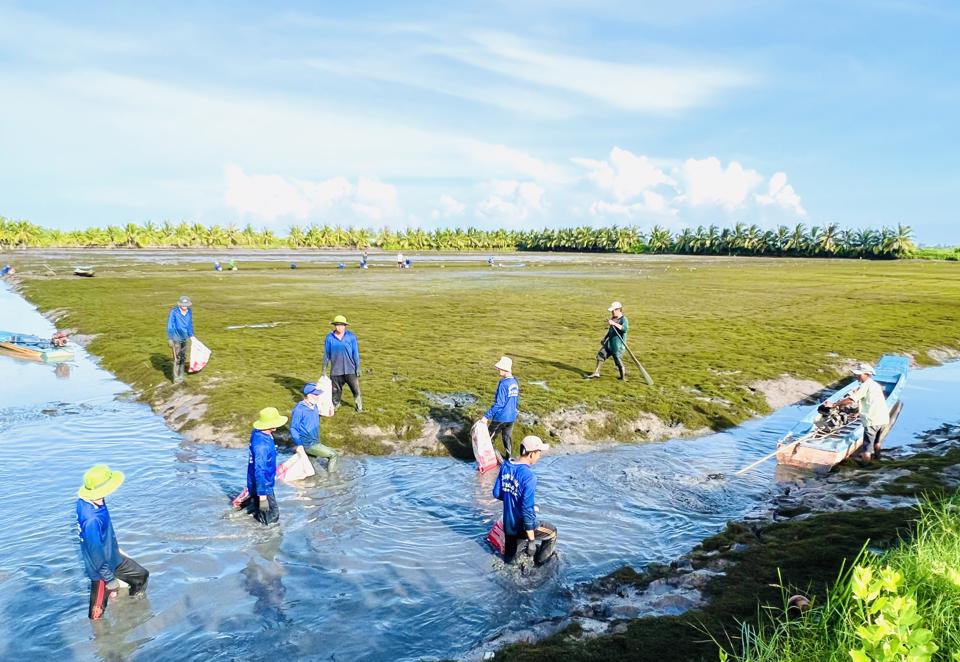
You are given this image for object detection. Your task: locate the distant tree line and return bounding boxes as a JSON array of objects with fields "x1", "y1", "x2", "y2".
[{"x1": 0, "y1": 216, "x2": 923, "y2": 259}]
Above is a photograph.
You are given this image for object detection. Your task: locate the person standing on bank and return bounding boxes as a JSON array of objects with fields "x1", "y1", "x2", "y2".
[
  {"x1": 586, "y1": 301, "x2": 629, "y2": 381},
  {"x1": 322, "y1": 315, "x2": 362, "y2": 412},
  {"x1": 827, "y1": 362, "x2": 890, "y2": 462},
  {"x1": 76, "y1": 465, "x2": 149, "y2": 620},
  {"x1": 247, "y1": 407, "x2": 287, "y2": 525},
  {"x1": 290, "y1": 383, "x2": 340, "y2": 472},
  {"x1": 480, "y1": 356, "x2": 519, "y2": 461},
  {"x1": 166, "y1": 295, "x2": 194, "y2": 384},
  {"x1": 492, "y1": 436, "x2": 558, "y2": 566}
]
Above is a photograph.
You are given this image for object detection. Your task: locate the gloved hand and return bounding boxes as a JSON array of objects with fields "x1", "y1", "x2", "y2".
[
  {"x1": 259, "y1": 496, "x2": 269, "y2": 511},
  {"x1": 525, "y1": 539, "x2": 537, "y2": 557},
  {"x1": 356, "y1": 368, "x2": 362, "y2": 377},
  {"x1": 105, "y1": 579, "x2": 121, "y2": 591}
]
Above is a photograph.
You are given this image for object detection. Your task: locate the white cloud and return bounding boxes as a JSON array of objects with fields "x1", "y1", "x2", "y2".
[
  {"x1": 755, "y1": 171, "x2": 806, "y2": 217},
  {"x1": 476, "y1": 180, "x2": 546, "y2": 223},
  {"x1": 431, "y1": 194, "x2": 467, "y2": 220},
  {"x1": 674, "y1": 157, "x2": 764, "y2": 210},
  {"x1": 461, "y1": 140, "x2": 567, "y2": 183},
  {"x1": 572, "y1": 147, "x2": 674, "y2": 202},
  {"x1": 224, "y1": 165, "x2": 399, "y2": 223},
  {"x1": 590, "y1": 191, "x2": 677, "y2": 219}
]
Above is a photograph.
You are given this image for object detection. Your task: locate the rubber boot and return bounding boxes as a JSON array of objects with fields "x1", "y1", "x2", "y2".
[
  {"x1": 584, "y1": 360, "x2": 603, "y2": 379},
  {"x1": 327, "y1": 454, "x2": 339, "y2": 473},
  {"x1": 354, "y1": 396, "x2": 363, "y2": 413},
  {"x1": 617, "y1": 363, "x2": 627, "y2": 381}
]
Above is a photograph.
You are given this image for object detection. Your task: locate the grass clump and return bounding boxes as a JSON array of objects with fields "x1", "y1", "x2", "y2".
[{"x1": 719, "y1": 495, "x2": 960, "y2": 661}]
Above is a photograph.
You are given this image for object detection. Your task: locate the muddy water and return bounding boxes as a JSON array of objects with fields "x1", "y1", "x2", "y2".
[{"x1": 1, "y1": 283, "x2": 958, "y2": 661}]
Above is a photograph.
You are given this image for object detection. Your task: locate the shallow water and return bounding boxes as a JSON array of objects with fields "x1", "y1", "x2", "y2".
[{"x1": 2, "y1": 283, "x2": 959, "y2": 661}]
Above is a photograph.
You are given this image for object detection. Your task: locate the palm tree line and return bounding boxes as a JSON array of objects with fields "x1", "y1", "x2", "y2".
[{"x1": 0, "y1": 216, "x2": 918, "y2": 259}]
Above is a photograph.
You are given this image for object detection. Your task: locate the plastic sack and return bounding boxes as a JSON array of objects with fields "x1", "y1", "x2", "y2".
[
  {"x1": 231, "y1": 486, "x2": 249, "y2": 508},
  {"x1": 317, "y1": 375, "x2": 335, "y2": 417},
  {"x1": 276, "y1": 451, "x2": 316, "y2": 483},
  {"x1": 188, "y1": 337, "x2": 211, "y2": 373},
  {"x1": 487, "y1": 520, "x2": 505, "y2": 555},
  {"x1": 471, "y1": 420, "x2": 499, "y2": 473}
]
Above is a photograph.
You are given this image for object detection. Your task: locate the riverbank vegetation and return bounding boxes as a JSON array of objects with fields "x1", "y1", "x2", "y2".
[
  {"x1": 0, "y1": 216, "x2": 938, "y2": 259},
  {"x1": 7, "y1": 252, "x2": 960, "y2": 455}
]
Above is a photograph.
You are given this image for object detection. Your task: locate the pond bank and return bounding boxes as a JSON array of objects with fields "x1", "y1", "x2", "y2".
[{"x1": 485, "y1": 427, "x2": 960, "y2": 661}]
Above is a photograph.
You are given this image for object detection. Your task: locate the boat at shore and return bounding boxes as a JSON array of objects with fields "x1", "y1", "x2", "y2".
[
  {"x1": 775, "y1": 354, "x2": 908, "y2": 470},
  {"x1": 0, "y1": 331, "x2": 75, "y2": 363}
]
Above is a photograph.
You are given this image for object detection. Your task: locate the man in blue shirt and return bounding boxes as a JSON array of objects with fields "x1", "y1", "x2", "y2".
[
  {"x1": 480, "y1": 356, "x2": 520, "y2": 461},
  {"x1": 290, "y1": 383, "x2": 340, "y2": 472},
  {"x1": 322, "y1": 315, "x2": 363, "y2": 412},
  {"x1": 492, "y1": 436, "x2": 557, "y2": 566},
  {"x1": 245, "y1": 407, "x2": 287, "y2": 525},
  {"x1": 166, "y1": 295, "x2": 194, "y2": 384},
  {"x1": 76, "y1": 464, "x2": 149, "y2": 620}
]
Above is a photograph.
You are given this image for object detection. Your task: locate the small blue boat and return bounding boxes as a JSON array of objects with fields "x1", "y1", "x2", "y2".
[
  {"x1": 0, "y1": 331, "x2": 75, "y2": 363},
  {"x1": 776, "y1": 354, "x2": 908, "y2": 470}
]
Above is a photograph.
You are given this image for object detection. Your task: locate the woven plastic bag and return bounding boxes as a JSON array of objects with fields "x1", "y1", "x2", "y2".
[
  {"x1": 276, "y1": 451, "x2": 316, "y2": 483},
  {"x1": 471, "y1": 420, "x2": 499, "y2": 473},
  {"x1": 317, "y1": 375, "x2": 335, "y2": 417}
]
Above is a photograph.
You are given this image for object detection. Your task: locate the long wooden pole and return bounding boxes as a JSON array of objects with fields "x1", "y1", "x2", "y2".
[
  {"x1": 734, "y1": 439, "x2": 800, "y2": 476},
  {"x1": 612, "y1": 326, "x2": 654, "y2": 386}
]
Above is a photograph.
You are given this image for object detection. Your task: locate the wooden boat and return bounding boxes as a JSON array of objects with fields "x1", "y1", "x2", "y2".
[
  {"x1": 74, "y1": 266, "x2": 95, "y2": 277},
  {"x1": 0, "y1": 331, "x2": 75, "y2": 363},
  {"x1": 775, "y1": 354, "x2": 908, "y2": 470}
]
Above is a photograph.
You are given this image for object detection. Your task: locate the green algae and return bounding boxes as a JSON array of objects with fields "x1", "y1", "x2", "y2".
[{"x1": 8, "y1": 251, "x2": 960, "y2": 454}]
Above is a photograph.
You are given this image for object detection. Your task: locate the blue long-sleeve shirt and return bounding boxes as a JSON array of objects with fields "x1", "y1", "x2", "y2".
[
  {"x1": 166, "y1": 307, "x2": 194, "y2": 342},
  {"x1": 246, "y1": 429, "x2": 277, "y2": 497},
  {"x1": 289, "y1": 400, "x2": 320, "y2": 447},
  {"x1": 322, "y1": 330, "x2": 360, "y2": 376},
  {"x1": 484, "y1": 377, "x2": 519, "y2": 422},
  {"x1": 492, "y1": 460, "x2": 538, "y2": 537},
  {"x1": 76, "y1": 499, "x2": 122, "y2": 582}
]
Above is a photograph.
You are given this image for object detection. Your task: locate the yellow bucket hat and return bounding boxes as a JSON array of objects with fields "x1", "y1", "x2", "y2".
[
  {"x1": 77, "y1": 464, "x2": 125, "y2": 500},
  {"x1": 253, "y1": 406, "x2": 288, "y2": 430},
  {"x1": 331, "y1": 315, "x2": 349, "y2": 325}
]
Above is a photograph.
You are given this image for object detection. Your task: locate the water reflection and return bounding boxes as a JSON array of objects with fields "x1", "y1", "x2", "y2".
[{"x1": 2, "y1": 282, "x2": 959, "y2": 661}]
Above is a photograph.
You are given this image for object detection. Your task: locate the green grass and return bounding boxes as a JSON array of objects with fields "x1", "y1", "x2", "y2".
[{"x1": 7, "y1": 251, "x2": 960, "y2": 454}]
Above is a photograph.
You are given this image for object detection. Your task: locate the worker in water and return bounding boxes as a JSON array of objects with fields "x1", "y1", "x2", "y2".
[
  {"x1": 480, "y1": 356, "x2": 519, "y2": 461},
  {"x1": 492, "y1": 435, "x2": 557, "y2": 566},
  {"x1": 1, "y1": 264, "x2": 14, "y2": 276},
  {"x1": 396, "y1": 252, "x2": 404, "y2": 268},
  {"x1": 166, "y1": 295, "x2": 194, "y2": 384},
  {"x1": 290, "y1": 383, "x2": 339, "y2": 472},
  {"x1": 586, "y1": 301, "x2": 629, "y2": 381},
  {"x1": 76, "y1": 464, "x2": 149, "y2": 620},
  {"x1": 246, "y1": 407, "x2": 287, "y2": 524},
  {"x1": 827, "y1": 362, "x2": 890, "y2": 461},
  {"x1": 322, "y1": 315, "x2": 362, "y2": 412}
]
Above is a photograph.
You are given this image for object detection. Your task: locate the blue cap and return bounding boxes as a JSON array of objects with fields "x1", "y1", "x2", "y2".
[{"x1": 303, "y1": 382, "x2": 323, "y2": 395}]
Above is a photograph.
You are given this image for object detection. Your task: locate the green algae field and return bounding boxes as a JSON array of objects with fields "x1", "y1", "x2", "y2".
[{"x1": 8, "y1": 250, "x2": 960, "y2": 454}]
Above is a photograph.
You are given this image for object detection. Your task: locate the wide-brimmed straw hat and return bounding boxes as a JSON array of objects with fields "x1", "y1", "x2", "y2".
[
  {"x1": 177, "y1": 295, "x2": 193, "y2": 308},
  {"x1": 253, "y1": 406, "x2": 288, "y2": 430},
  {"x1": 852, "y1": 362, "x2": 875, "y2": 376},
  {"x1": 608, "y1": 301, "x2": 623, "y2": 312},
  {"x1": 77, "y1": 464, "x2": 125, "y2": 500},
  {"x1": 494, "y1": 356, "x2": 513, "y2": 372},
  {"x1": 331, "y1": 315, "x2": 350, "y2": 325}
]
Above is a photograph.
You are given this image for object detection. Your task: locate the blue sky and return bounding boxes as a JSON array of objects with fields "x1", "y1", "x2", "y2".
[{"x1": 1, "y1": 1, "x2": 958, "y2": 242}]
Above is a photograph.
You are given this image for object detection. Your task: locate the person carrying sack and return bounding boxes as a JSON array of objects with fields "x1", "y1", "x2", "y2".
[
  {"x1": 586, "y1": 301, "x2": 629, "y2": 381},
  {"x1": 245, "y1": 407, "x2": 287, "y2": 525},
  {"x1": 480, "y1": 356, "x2": 519, "y2": 461},
  {"x1": 290, "y1": 383, "x2": 340, "y2": 472},
  {"x1": 76, "y1": 465, "x2": 149, "y2": 620},
  {"x1": 322, "y1": 315, "x2": 363, "y2": 413},
  {"x1": 166, "y1": 295, "x2": 194, "y2": 384}
]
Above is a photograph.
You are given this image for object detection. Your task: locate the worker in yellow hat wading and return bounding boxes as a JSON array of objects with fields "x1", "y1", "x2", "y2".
[
  {"x1": 243, "y1": 407, "x2": 288, "y2": 524},
  {"x1": 322, "y1": 315, "x2": 363, "y2": 412}
]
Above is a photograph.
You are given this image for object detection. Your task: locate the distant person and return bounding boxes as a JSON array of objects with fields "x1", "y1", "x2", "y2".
[
  {"x1": 337, "y1": 263, "x2": 346, "y2": 269},
  {"x1": 322, "y1": 315, "x2": 362, "y2": 412},
  {"x1": 826, "y1": 362, "x2": 890, "y2": 461},
  {"x1": 362, "y1": 250, "x2": 369, "y2": 261},
  {"x1": 214, "y1": 261, "x2": 222, "y2": 272},
  {"x1": 290, "y1": 383, "x2": 340, "y2": 472},
  {"x1": 228, "y1": 259, "x2": 238, "y2": 271},
  {"x1": 586, "y1": 301, "x2": 629, "y2": 381},
  {"x1": 76, "y1": 464, "x2": 149, "y2": 620},
  {"x1": 403, "y1": 258, "x2": 412, "y2": 269},
  {"x1": 359, "y1": 258, "x2": 368, "y2": 269},
  {"x1": 246, "y1": 407, "x2": 287, "y2": 525},
  {"x1": 396, "y1": 252, "x2": 404, "y2": 268},
  {"x1": 1, "y1": 264, "x2": 13, "y2": 276},
  {"x1": 492, "y1": 436, "x2": 557, "y2": 566},
  {"x1": 166, "y1": 295, "x2": 194, "y2": 384},
  {"x1": 480, "y1": 356, "x2": 519, "y2": 461},
  {"x1": 487, "y1": 257, "x2": 494, "y2": 267},
  {"x1": 290, "y1": 262, "x2": 297, "y2": 269}
]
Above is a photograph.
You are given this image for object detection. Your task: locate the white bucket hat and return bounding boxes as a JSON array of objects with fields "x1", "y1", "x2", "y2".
[
  {"x1": 608, "y1": 301, "x2": 623, "y2": 312},
  {"x1": 852, "y1": 362, "x2": 875, "y2": 376},
  {"x1": 494, "y1": 356, "x2": 513, "y2": 372}
]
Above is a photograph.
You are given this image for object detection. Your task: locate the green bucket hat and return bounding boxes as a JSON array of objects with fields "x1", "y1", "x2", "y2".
[
  {"x1": 331, "y1": 315, "x2": 349, "y2": 325},
  {"x1": 253, "y1": 406, "x2": 288, "y2": 430},
  {"x1": 77, "y1": 464, "x2": 125, "y2": 500}
]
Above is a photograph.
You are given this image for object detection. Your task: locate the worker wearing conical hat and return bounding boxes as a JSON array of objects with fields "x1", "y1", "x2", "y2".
[{"x1": 322, "y1": 315, "x2": 363, "y2": 413}]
